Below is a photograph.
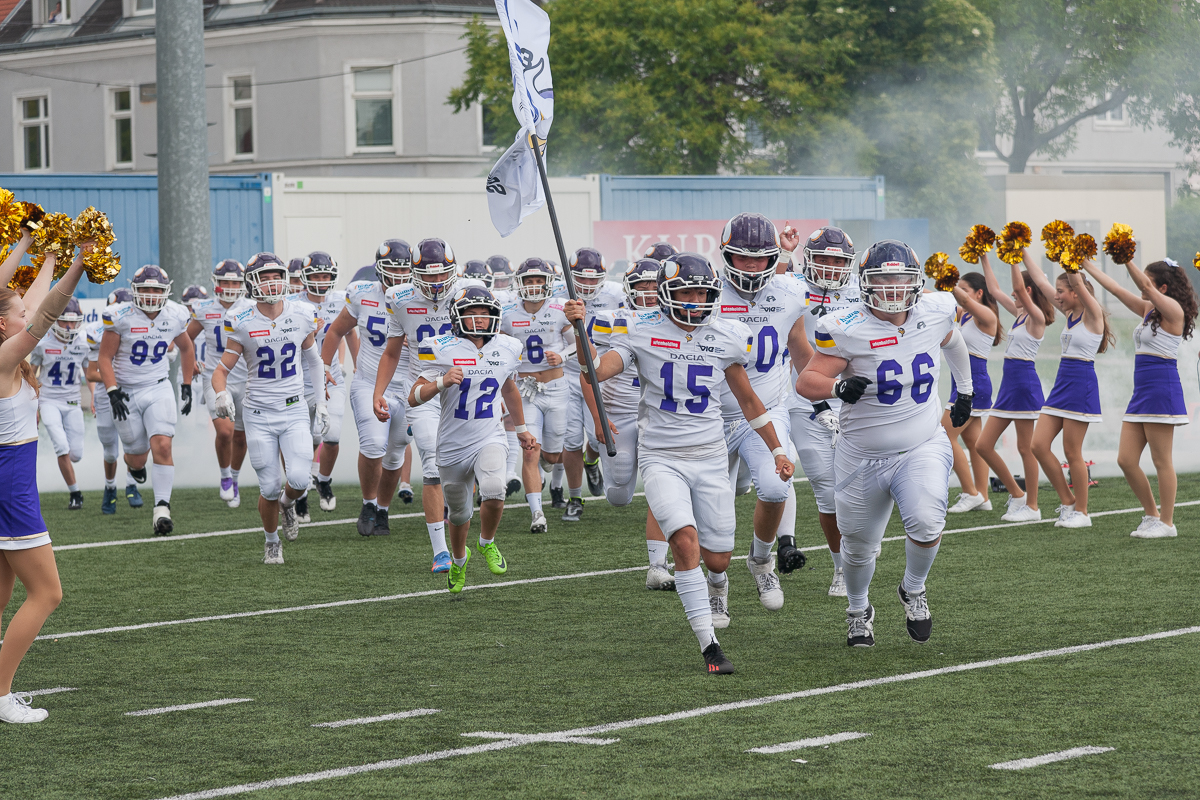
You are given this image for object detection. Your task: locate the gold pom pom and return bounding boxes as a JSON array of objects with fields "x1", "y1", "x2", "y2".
[
  {"x1": 1060, "y1": 234, "x2": 1097, "y2": 272},
  {"x1": 935, "y1": 264, "x2": 960, "y2": 292},
  {"x1": 1001, "y1": 221, "x2": 1032, "y2": 248},
  {"x1": 958, "y1": 224, "x2": 995, "y2": 264},
  {"x1": 1103, "y1": 223, "x2": 1136, "y2": 265},
  {"x1": 83, "y1": 245, "x2": 122, "y2": 285},
  {"x1": 924, "y1": 252, "x2": 951, "y2": 280},
  {"x1": 996, "y1": 240, "x2": 1024, "y2": 265},
  {"x1": 0, "y1": 189, "x2": 23, "y2": 246},
  {"x1": 1041, "y1": 220, "x2": 1075, "y2": 263},
  {"x1": 28, "y1": 212, "x2": 75, "y2": 271},
  {"x1": 1194, "y1": 252, "x2": 1200, "y2": 271},
  {"x1": 7, "y1": 265, "x2": 38, "y2": 295},
  {"x1": 71, "y1": 207, "x2": 121, "y2": 284}
]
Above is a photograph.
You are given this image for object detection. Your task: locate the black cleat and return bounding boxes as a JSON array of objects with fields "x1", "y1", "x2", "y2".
[
  {"x1": 294, "y1": 493, "x2": 310, "y2": 524},
  {"x1": 317, "y1": 479, "x2": 336, "y2": 512},
  {"x1": 584, "y1": 458, "x2": 605, "y2": 497},
  {"x1": 549, "y1": 486, "x2": 567, "y2": 509},
  {"x1": 357, "y1": 503, "x2": 376, "y2": 537},
  {"x1": 702, "y1": 641, "x2": 736, "y2": 675},
  {"x1": 897, "y1": 585, "x2": 933, "y2": 643},
  {"x1": 776, "y1": 536, "x2": 807, "y2": 573},
  {"x1": 67, "y1": 491, "x2": 83, "y2": 510},
  {"x1": 397, "y1": 483, "x2": 414, "y2": 504},
  {"x1": 506, "y1": 478, "x2": 522, "y2": 498},
  {"x1": 129, "y1": 466, "x2": 148, "y2": 484},
  {"x1": 372, "y1": 507, "x2": 391, "y2": 536},
  {"x1": 847, "y1": 604, "x2": 875, "y2": 648},
  {"x1": 561, "y1": 497, "x2": 584, "y2": 522},
  {"x1": 152, "y1": 500, "x2": 174, "y2": 536}
]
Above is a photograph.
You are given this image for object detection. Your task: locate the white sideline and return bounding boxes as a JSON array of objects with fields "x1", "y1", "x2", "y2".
[
  {"x1": 313, "y1": 709, "x2": 440, "y2": 728},
  {"x1": 126, "y1": 698, "x2": 253, "y2": 717},
  {"x1": 28, "y1": 687, "x2": 77, "y2": 696},
  {"x1": 989, "y1": 746, "x2": 1115, "y2": 770},
  {"x1": 153, "y1": 626, "x2": 1200, "y2": 800},
  {"x1": 746, "y1": 732, "x2": 871, "y2": 753}
]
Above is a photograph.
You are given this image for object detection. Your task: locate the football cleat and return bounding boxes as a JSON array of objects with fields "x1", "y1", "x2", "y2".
[
  {"x1": 227, "y1": 482, "x2": 240, "y2": 509},
  {"x1": 280, "y1": 501, "x2": 299, "y2": 542},
  {"x1": 431, "y1": 551, "x2": 452, "y2": 573},
  {"x1": 529, "y1": 512, "x2": 548, "y2": 534},
  {"x1": 708, "y1": 581, "x2": 730, "y2": 629},
  {"x1": 317, "y1": 479, "x2": 336, "y2": 512},
  {"x1": 0, "y1": 692, "x2": 49, "y2": 724},
  {"x1": 263, "y1": 540, "x2": 284, "y2": 565},
  {"x1": 505, "y1": 477, "x2": 522, "y2": 498},
  {"x1": 129, "y1": 466, "x2": 148, "y2": 484},
  {"x1": 828, "y1": 569, "x2": 847, "y2": 597},
  {"x1": 562, "y1": 497, "x2": 584, "y2": 522},
  {"x1": 584, "y1": 457, "x2": 605, "y2": 497},
  {"x1": 701, "y1": 641, "x2": 735, "y2": 675},
  {"x1": 645, "y1": 563, "x2": 675, "y2": 591},
  {"x1": 847, "y1": 604, "x2": 875, "y2": 648},
  {"x1": 549, "y1": 486, "x2": 567, "y2": 509},
  {"x1": 776, "y1": 537, "x2": 807, "y2": 573},
  {"x1": 372, "y1": 507, "x2": 391, "y2": 536},
  {"x1": 357, "y1": 503, "x2": 376, "y2": 537},
  {"x1": 152, "y1": 501, "x2": 173, "y2": 536},
  {"x1": 101, "y1": 486, "x2": 117, "y2": 515},
  {"x1": 397, "y1": 482, "x2": 414, "y2": 505},
  {"x1": 219, "y1": 477, "x2": 236, "y2": 502},
  {"x1": 295, "y1": 493, "x2": 311, "y2": 524},
  {"x1": 126, "y1": 483, "x2": 144, "y2": 508},
  {"x1": 897, "y1": 585, "x2": 933, "y2": 643},
  {"x1": 747, "y1": 555, "x2": 784, "y2": 611},
  {"x1": 478, "y1": 541, "x2": 508, "y2": 575},
  {"x1": 68, "y1": 491, "x2": 83, "y2": 510},
  {"x1": 447, "y1": 549, "x2": 470, "y2": 594}
]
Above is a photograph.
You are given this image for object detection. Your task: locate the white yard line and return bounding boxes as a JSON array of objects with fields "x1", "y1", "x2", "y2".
[
  {"x1": 154, "y1": 626, "x2": 1198, "y2": 800},
  {"x1": 746, "y1": 732, "x2": 871, "y2": 753},
  {"x1": 312, "y1": 709, "x2": 440, "y2": 728},
  {"x1": 126, "y1": 698, "x2": 254, "y2": 717},
  {"x1": 989, "y1": 746, "x2": 1115, "y2": 770},
  {"x1": 27, "y1": 686, "x2": 77, "y2": 696}
]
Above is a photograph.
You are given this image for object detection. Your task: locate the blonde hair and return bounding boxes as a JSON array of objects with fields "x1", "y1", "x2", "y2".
[{"x1": 0, "y1": 288, "x2": 40, "y2": 394}]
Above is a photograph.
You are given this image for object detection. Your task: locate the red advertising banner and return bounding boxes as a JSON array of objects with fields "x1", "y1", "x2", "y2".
[{"x1": 592, "y1": 218, "x2": 830, "y2": 265}]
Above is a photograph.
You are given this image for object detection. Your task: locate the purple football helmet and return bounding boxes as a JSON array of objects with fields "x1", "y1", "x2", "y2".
[
  {"x1": 658, "y1": 253, "x2": 722, "y2": 326},
  {"x1": 642, "y1": 242, "x2": 678, "y2": 261},
  {"x1": 212, "y1": 259, "x2": 246, "y2": 302},
  {"x1": 858, "y1": 240, "x2": 922, "y2": 314},
  {"x1": 623, "y1": 258, "x2": 660, "y2": 308},
  {"x1": 131, "y1": 265, "x2": 172, "y2": 313},
  {"x1": 301, "y1": 251, "x2": 338, "y2": 296},
  {"x1": 412, "y1": 238, "x2": 457, "y2": 301},
  {"x1": 52, "y1": 297, "x2": 83, "y2": 343},
  {"x1": 801, "y1": 226, "x2": 856, "y2": 290},
  {"x1": 374, "y1": 239, "x2": 413, "y2": 288},
  {"x1": 514, "y1": 257, "x2": 555, "y2": 303},
  {"x1": 245, "y1": 252, "x2": 290, "y2": 304},
  {"x1": 485, "y1": 255, "x2": 513, "y2": 291},
  {"x1": 720, "y1": 212, "x2": 780, "y2": 293},
  {"x1": 568, "y1": 247, "x2": 606, "y2": 300},
  {"x1": 449, "y1": 285, "x2": 503, "y2": 343}
]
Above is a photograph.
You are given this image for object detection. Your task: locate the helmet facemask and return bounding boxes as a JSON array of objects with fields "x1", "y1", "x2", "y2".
[
  {"x1": 52, "y1": 310, "x2": 83, "y2": 343},
  {"x1": 658, "y1": 280, "x2": 719, "y2": 326},
  {"x1": 376, "y1": 259, "x2": 412, "y2": 288},
  {"x1": 413, "y1": 262, "x2": 457, "y2": 301},
  {"x1": 248, "y1": 268, "x2": 290, "y2": 304},
  {"x1": 861, "y1": 266, "x2": 923, "y2": 314},
  {"x1": 516, "y1": 272, "x2": 552, "y2": 303},
  {"x1": 722, "y1": 252, "x2": 778, "y2": 294},
  {"x1": 571, "y1": 268, "x2": 605, "y2": 301}
]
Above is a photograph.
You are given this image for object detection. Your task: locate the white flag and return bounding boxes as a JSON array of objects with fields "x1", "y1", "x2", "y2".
[{"x1": 486, "y1": 0, "x2": 554, "y2": 236}]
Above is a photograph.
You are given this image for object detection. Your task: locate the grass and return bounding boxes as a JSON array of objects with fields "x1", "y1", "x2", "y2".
[{"x1": 2, "y1": 472, "x2": 1198, "y2": 799}]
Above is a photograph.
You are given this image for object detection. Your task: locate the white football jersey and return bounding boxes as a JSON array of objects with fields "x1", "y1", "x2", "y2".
[
  {"x1": 813, "y1": 291, "x2": 956, "y2": 456},
  {"x1": 418, "y1": 332, "x2": 524, "y2": 464},
  {"x1": 715, "y1": 274, "x2": 806, "y2": 418},
  {"x1": 190, "y1": 296, "x2": 250, "y2": 384},
  {"x1": 343, "y1": 280, "x2": 405, "y2": 394},
  {"x1": 384, "y1": 284, "x2": 456, "y2": 384},
  {"x1": 223, "y1": 303, "x2": 318, "y2": 413},
  {"x1": 31, "y1": 332, "x2": 90, "y2": 403},
  {"x1": 609, "y1": 310, "x2": 752, "y2": 449},
  {"x1": 563, "y1": 282, "x2": 625, "y2": 378},
  {"x1": 591, "y1": 309, "x2": 643, "y2": 416},
  {"x1": 787, "y1": 272, "x2": 862, "y2": 415},
  {"x1": 501, "y1": 299, "x2": 572, "y2": 374},
  {"x1": 102, "y1": 301, "x2": 191, "y2": 390}
]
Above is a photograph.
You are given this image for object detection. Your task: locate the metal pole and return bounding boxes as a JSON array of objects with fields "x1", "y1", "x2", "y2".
[
  {"x1": 528, "y1": 133, "x2": 616, "y2": 457},
  {"x1": 156, "y1": 0, "x2": 211, "y2": 293}
]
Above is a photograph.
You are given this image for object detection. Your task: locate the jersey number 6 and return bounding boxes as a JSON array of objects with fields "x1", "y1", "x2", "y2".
[{"x1": 876, "y1": 354, "x2": 935, "y2": 405}]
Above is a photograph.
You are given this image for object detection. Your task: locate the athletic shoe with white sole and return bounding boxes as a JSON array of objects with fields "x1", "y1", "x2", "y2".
[
  {"x1": 708, "y1": 581, "x2": 730, "y2": 628},
  {"x1": 584, "y1": 457, "x2": 605, "y2": 497},
  {"x1": 152, "y1": 501, "x2": 173, "y2": 536},
  {"x1": 357, "y1": 503, "x2": 376, "y2": 537},
  {"x1": 645, "y1": 563, "x2": 675, "y2": 591},
  {"x1": 263, "y1": 540, "x2": 284, "y2": 565},
  {"x1": 220, "y1": 477, "x2": 236, "y2": 503},
  {"x1": 227, "y1": 482, "x2": 240, "y2": 508},
  {"x1": 701, "y1": 641, "x2": 735, "y2": 675},
  {"x1": 431, "y1": 551, "x2": 452, "y2": 573},
  {"x1": 1056, "y1": 509, "x2": 1092, "y2": 529},
  {"x1": 1132, "y1": 519, "x2": 1178, "y2": 539},
  {"x1": 1131, "y1": 515, "x2": 1158, "y2": 537},
  {"x1": 828, "y1": 569, "x2": 847, "y2": 597},
  {"x1": 897, "y1": 585, "x2": 933, "y2": 642},
  {"x1": 1052, "y1": 503, "x2": 1075, "y2": 527},
  {"x1": 747, "y1": 555, "x2": 784, "y2": 611},
  {"x1": 947, "y1": 492, "x2": 988, "y2": 513},
  {"x1": 1001, "y1": 496, "x2": 1041, "y2": 522},
  {"x1": 295, "y1": 493, "x2": 311, "y2": 524},
  {"x1": 529, "y1": 512, "x2": 548, "y2": 534},
  {"x1": 317, "y1": 480, "x2": 336, "y2": 512},
  {"x1": 447, "y1": 549, "x2": 470, "y2": 594},
  {"x1": 397, "y1": 482, "x2": 414, "y2": 505},
  {"x1": 0, "y1": 692, "x2": 48, "y2": 723},
  {"x1": 847, "y1": 604, "x2": 875, "y2": 647},
  {"x1": 561, "y1": 497, "x2": 584, "y2": 522},
  {"x1": 280, "y1": 501, "x2": 299, "y2": 541},
  {"x1": 68, "y1": 491, "x2": 83, "y2": 510}
]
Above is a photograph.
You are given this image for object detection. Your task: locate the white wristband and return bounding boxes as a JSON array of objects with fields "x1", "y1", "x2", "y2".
[
  {"x1": 436, "y1": 375, "x2": 445, "y2": 392},
  {"x1": 749, "y1": 412, "x2": 772, "y2": 430},
  {"x1": 514, "y1": 424, "x2": 528, "y2": 434},
  {"x1": 771, "y1": 447, "x2": 787, "y2": 458}
]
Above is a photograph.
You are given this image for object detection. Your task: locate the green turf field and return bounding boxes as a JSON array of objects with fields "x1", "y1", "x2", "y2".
[{"x1": 2, "y1": 473, "x2": 1198, "y2": 799}]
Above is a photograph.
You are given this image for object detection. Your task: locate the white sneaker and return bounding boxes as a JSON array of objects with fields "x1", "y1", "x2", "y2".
[
  {"x1": 263, "y1": 540, "x2": 284, "y2": 565},
  {"x1": 280, "y1": 501, "x2": 299, "y2": 542},
  {"x1": 0, "y1": 692, "x2": 48, "y2": 723},
  {"x1": 747, "y1": 555, "x2": 784, "y2": 611},
  {"x1": 708, "y1": 580, "x2": 730, "y2": 628},
  {"x1": 947, "y1": 492, "x2": 987, "y2": 513},
  {"x1": 1052, "y1": 504, "x2": 1075, "y2": 527},
  {"x1": 828, "y1": 569, "x2": 847, "y2": 597},
  {"x1": 529, "y1": 512, "x2": 548, "y2": 534},
  {"x1": 1132, "y1": 519, "x2": 1178, "y2": 539},
  {"x1": 219, "y1": 479, "x2": 236, "y2": 502},
  {"x1": 1001, "y1": 495, "x2": 1042, "y2": 522},
  {"x1": 645, "y1": 563, "x2": 675, "y2": 591},
  {"x1": 1057, "y1": 509, "x2": 1092, "y2": 528},
  {"x1": 1131, "y1": 515, "x2": 1158, "y2": 537}
]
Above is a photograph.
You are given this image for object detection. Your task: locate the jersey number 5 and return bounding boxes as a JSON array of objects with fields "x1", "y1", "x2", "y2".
[
  {"x1": 659, "y1": 363, "x2": 712, "y2": 414},
  {"x1": 876, "y1": 354, "x2": 935, "y2": 405}
]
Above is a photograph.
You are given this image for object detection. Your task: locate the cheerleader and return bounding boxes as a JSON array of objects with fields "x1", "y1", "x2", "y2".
[
  {"x1": 974, "y1": 252, "x2": 1056, "y2": 522},
  {"x1": 1027, "y1": 254, "x2": 1115, "y2": 528},
  {"x1": 944, "y1": 272, "x2": 1001, "y2": 512},
  {"x1": 1082, "y1": 257, "x2": 1196, "y2": 538},
  {"x1": 0, "y1": 242, "x2": 90, "y2": 723}
]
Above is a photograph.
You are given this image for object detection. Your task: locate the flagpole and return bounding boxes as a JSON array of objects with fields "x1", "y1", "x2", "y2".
[{"x1": 528, "y1": 132, "x2": 617, "y2": 458}]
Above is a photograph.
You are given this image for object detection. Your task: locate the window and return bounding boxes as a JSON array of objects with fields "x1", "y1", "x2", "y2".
[
  {"x1": 351, "y1": 67, "x2": 394, "y2": 150},
  {"x1": 19, "y1": 96, "x2": 50, "y2": 171},
  {"x1": 230, "y1": 76, "x2": 254, "y2": 159},
  {"x1": 133, "y1": 0, "x2": 154, "y2": 14},
  {"x1": 1095, "y1": 95, "x2": 1130, "y2": 129},
  {"x1": 111, "y1": 88, "x2": 133, "y2": 168},
  {"x1": 45, "y1": 0, "x2": 71, "y2": 23}
]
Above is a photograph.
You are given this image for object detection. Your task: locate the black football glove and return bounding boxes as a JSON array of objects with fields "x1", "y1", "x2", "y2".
[
  {"x1": 949, "y1": 392, "x2": 973, "y2": 428},
  {"x1": 107, "y1": 386, "x2": 130, "y2": 421},
  {"x1": 833, "y1": 376, "x2": 872, "y2": 404},
  {"x1": 180, "y1": 384, "x2": 192, "y2": 416}
]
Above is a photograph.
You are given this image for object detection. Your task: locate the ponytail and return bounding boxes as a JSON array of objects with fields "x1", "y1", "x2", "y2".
[{"x1": 959, "y1": 271, "x2": 1003, "y2": 346}]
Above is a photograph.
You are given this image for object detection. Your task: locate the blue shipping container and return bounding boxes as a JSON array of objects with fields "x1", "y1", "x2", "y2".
[{"x1": 0, "y1": 173, "x2": 273, "y2": 299}]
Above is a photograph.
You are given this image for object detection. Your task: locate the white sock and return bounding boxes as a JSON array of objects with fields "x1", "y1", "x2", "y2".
[
  {"x1": 751, "y1": 535, "x2": 775, "y2": 564},
  {"x1": 843, "y1": 550, "x2": 876, "y2": 613},
  {"x1": 675, "y1": 566, "x2": 716, "y2": 650},
  {"x1": 427, "y1": 521, "x2": 447, "y2": 555},
  {"x1": 647, "y1": 539, "x2": 669, "y2": 567},
  {"x1": 479, "y1": 535, "x2": 494, "y2": 547},
  {"x1": 902, "y1": 538, "x2": 940, "y2": 595},
  {"x1": 453, "y1": 553, "x2": 467, "y2": 568},
  {"x1": 707, "y1": 570, "x2": 727, "y2": 588},
  {"x1": 151, "y1": 464, "x2": 174, "y2": 505},
  {"x1": 363, "y1": 498, "x2": 376, "y2": 508},
  {"x1": 527, "y1": 492, "x2": 543, "y2": 517},
  {"x1": 264, "y1": 528, "x2": 280, "y2": 544},
  {"x1": 829, "y1": 548, "x2": 843, "y2": 572},
  {"x1": 569, "y1": 486, "x2": 582, "y2": 499},
  {"x1": 506, "y1": 430, "x2": 520, "y2": 477},
  {"x1": 220, "y1": 466, "x2": 233, "y2": 480},
  {"x1": 280, "y1": 493, "x2": 295, "y2": 509},
  {"x1": 231, "y1": 468, "x2": 240, "y2": 483},
  {"x1": 551, "y1": 463, "x2": 565, "y2": 490},
  {"x1": 776, "y1": 485, "x2": 797, "y2": 539},
  {"x1": 318, "y1": 472, "x2": 331, "y2": 483},
  {"x1": 378, "y1": 504, "x2": 389, "y2": 514},
  {"x1": 104, "y1": 477, "x2": 116, "y2": 489},
  {"x1": 67, "y1": 483, "x2": 79, "y2": 493},
  {"x1": 310, "y1": 461, "x2": 320, "y2": 477}
]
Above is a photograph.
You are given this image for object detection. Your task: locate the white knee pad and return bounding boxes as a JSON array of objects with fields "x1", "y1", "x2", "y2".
[
  {"x1": 475, "y1": 444, "x2": 508, "y2": 502},
  {"x1": 444, "y1": 482, "x2": 475, "y2": 526},
  {"x1": 97, "y1": 423, "x2": 120, "y2": 463},
  {"x1": 839, "y1": 537, "x2": 881, "y2": 566},
  {"x1": 258, "y1": 473, "x2": 283, "y2": 501}
]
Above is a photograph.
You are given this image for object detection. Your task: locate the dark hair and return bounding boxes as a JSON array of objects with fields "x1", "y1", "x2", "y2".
[
  {"x1": 1057, "y1": 272, "x2": 1116, "y2": 354},
  {"x1": 1020, "y1": 271, "x2": 1056, "y2": 324},
  {"x1": 959, "y1": 271, "x2": 1003, "y2": 346},
  {"x1": 0, "y1": 289, "x2": 39, "y2": 394},
  {"x1": 1144, "y1": 261, "x2": 1198, "y2": 340}
]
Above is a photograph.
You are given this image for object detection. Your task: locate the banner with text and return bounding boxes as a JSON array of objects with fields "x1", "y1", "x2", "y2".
[{"x1": 593, "y1": 219, "x2": 830, "y2": 266}]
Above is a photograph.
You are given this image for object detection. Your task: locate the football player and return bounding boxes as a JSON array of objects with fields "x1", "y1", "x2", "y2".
[
  {"x1": 99, "y1": 265, "x2": 197, "y2": 535},
  {"x1": 287, "y1": 258, "x2": 306, "y2": 294},
  {"x1": 321, "y1": 240, "x2": 414, "y2": 540},
  {"x1": 384, "y1": 286, "x2": 534, "y2": 592},
  {"x1": 213, "y1": 253, "x2": 324, "y2": 564},
  {"x1": 86, "y1": 289, "x2": 142, "y2": 514},
  {"x1": 567, "y1": 252, "x2": 794, "y2": 675},
  {"x1": 500, "y1": 258, "x2": 574, "y2": 534},
  {"x1": 185, "y1": 260, "x2": 251, "y2": 508},
  {"x1": 30, "y1": 298, "x2": 89, "y2": 509},
  {"x1": 798, "y1": 240, "x2": 972, "y2": 647}
]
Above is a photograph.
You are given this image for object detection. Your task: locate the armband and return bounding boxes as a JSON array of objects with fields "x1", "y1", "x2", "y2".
[
  {"x1": 435, "y1": 375, "x2": 445, "y2": 392},
  {"x1": 514, "y1": 424, "x2": 528, "y2": 434},
  {"x1": 748, "y1": 412, "x2": 772, "y2": 430}
]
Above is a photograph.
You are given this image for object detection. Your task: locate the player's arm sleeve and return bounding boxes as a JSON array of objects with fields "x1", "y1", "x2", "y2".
[{"x1": 941, "y1": 327, "x2": 973, "y2": 395}]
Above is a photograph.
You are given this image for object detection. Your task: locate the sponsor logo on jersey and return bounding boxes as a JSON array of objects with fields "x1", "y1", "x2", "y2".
[
  {"x1": 453, "y1": 358, "x2": 477, "y2": 365},
  {"x1": 205, "y1": 313, "x2": 222, "y2": 319},
  {"x1": 870, "y1": 336, "x2": 898, "y2": 349},
  {"x1": 721, "y1": 305, "x2": 749, "y2": 313},
  {"x1": 511, "y1": 320, "x2": 531, "y2": 327},
  {"x1": 46, "y1": 348, "x2": 62, "y2": 354},
  {"x1": 235, "y1": 310, "x2": 252, "y2": 321},
  {"x1": 250, "y1": 330, "x2": 270, "y2": 338},
  {"x1": 651, "y1": 338, "x2": 680, "y2": 350},
  {"x1": 361, "y1": 299, "x2": 379, "y2": 307},
  {"x1": 405, "y1": 307, "x2": 430, "y2": 315},
  {"x1": 131, "y1": 327, "x2": 149, "y2": 333},
  {"x1": 815, "y1": 332, "x2": 836, "y2": 349}
]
